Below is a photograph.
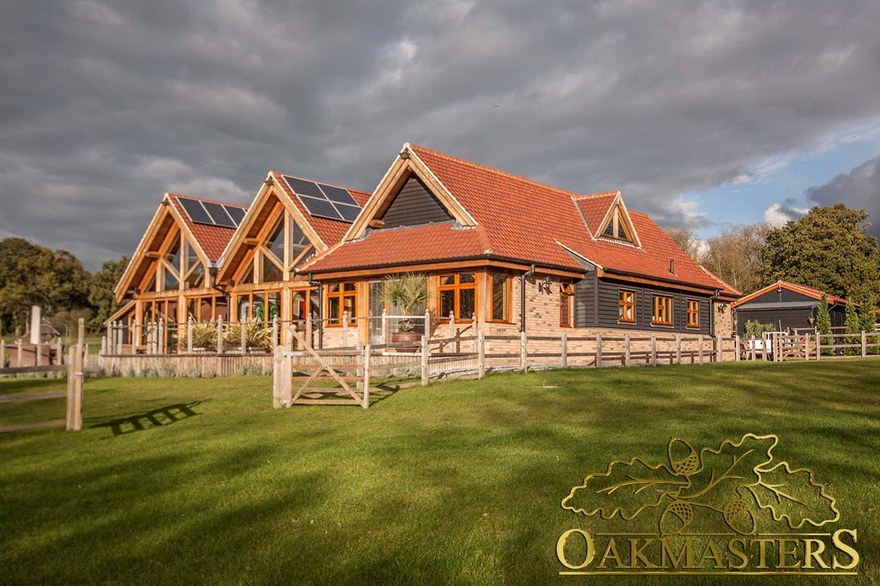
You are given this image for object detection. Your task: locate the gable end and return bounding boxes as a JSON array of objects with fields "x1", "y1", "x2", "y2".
[{"x1": 379, "y1": 175, "x2": 453, "y2": 228}]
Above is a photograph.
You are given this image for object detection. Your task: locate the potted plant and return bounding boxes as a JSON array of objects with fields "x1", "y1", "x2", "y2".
[{"x1": 383, "y1": 273, "x2": 430, "y2": 351}]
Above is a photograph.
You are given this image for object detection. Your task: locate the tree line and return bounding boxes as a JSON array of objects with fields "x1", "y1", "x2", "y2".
[
  {"x1": 666, "y1": 203, "x2": 880, "y2": 316},
  {"x1": 0, "y1": 237, "x2": 127, "y2": 337}
]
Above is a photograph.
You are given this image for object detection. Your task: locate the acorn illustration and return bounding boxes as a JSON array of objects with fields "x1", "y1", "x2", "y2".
[
  {"x1": 667, "y1": 438, "x2": 700, "y2": 476},
  {"x1": 723, "y1": 499, "x2": 756, "y2": 535},
  {"x1": 659, "y1": 500, "x2": 694, "y2": 535}
]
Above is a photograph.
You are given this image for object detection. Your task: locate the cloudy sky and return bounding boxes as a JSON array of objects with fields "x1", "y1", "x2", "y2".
[{"x1": 2, "y1": 0, "x2": 880, "y2": 271}]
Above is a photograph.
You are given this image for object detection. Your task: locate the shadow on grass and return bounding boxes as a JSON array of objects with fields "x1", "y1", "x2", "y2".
[{"x1": 90, "y1": 400, "x2": 208, "y2": 436}]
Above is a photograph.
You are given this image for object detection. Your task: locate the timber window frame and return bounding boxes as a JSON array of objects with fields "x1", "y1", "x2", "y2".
[
  {"x1": 326, "y1": 282, "x2": 358, "y2": 327},
  {"x1": 618, "y1": 289, "x2": 635, "y2": 323},
  {"x1": 438, "y1": 273, "x2": 476, "y2": 323},
  {"x1": 687, "y1": 299, "x2": 700, "y2": 328},
  {"x1": 560, "y1": 283, "x2": 574, "y2": 328},
  {"x1": 652, "y1": 295, "x2": 673, "y2": 326},
  {"x1": 488, "y1": 272, "x2": 511, "y2": 323}
]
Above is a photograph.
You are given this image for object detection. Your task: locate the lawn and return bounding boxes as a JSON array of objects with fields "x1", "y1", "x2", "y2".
[{"x1": 1, "y1": 360, "x2": 878, "y2": 585}]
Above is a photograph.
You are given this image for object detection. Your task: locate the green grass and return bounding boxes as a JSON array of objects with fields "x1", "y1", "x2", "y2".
[{"x1": 1, "y1": 360, "x2": 879, "y2": 585}]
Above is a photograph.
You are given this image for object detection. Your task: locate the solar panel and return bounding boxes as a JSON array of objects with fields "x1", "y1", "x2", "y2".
[
  {"x1": 283, "y1": 176, "x2": 325, "y2": 198},
  {"x1": 282, "y1": 175, "x2": 363, "y2": 222},
  {"x1": 336, "y1": 203, "x2": 361, "y2": 222},
  {"x1": 319, "y1": 183, "x2": 359, "y2": 206},
  {"x1": 202, "y1": 201, "x2": 236, "y2": 228},
  {"x1": 297, "y1": 195, "x2": 342, "y2": 220},
  {"x1": 225, "y1": 206, "x2": 246, "y2": 225},
  {"x1": 178, "y1": 197, "x2": 213, "y2": 225}
]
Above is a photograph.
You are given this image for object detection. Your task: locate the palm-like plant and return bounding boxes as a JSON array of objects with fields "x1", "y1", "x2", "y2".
[{"x1": 383, "y1": 273, "x2": 429, "y2": 333}]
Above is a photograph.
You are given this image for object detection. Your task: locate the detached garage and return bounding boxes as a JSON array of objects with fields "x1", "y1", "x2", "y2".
[{"x1": 732, "y1": 280, "x2": 850, "y2": 336}]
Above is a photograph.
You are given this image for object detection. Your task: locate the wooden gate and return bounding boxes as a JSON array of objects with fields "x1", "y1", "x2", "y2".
[{"x1": 273, "y1": 329, "x2": 370, "y2": 408}]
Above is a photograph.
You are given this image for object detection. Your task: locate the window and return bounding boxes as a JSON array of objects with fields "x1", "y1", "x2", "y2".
[
  {"x1": 687, "y1": 300, "x2": 700, "y2": 328},
  {"x1": 600, "y1": 206, "x2": 633, "y2": 243},
  {"x1": 489, "y1": 272, "x2": 510, "y2": 322},
  {"x1": 618, "y1": 290, "x2": 635, "y2": 322},
  {"x1": 652, "y1": 295, "x2": 673, "y2": 325},
  {"x1": 560, "y1": 283, "x2": 574, "y2": 327},
  {"x1": 327, "y1": 282, "x2": 357, "y2": 326},
  {"x1": 438, "y1": 273, "x2": 476, "y2": 322}
]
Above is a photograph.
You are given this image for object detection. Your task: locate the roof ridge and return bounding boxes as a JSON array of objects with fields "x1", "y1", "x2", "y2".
[
  {"x1": 573, "y1": 191, "x2": 620, "y2": 200},
  {"x1": 409, "y1": 143, "x2": 584, "y2": 200},
  {"x1": 167, "y1": 192, "x2": 247, "y2": 209}
]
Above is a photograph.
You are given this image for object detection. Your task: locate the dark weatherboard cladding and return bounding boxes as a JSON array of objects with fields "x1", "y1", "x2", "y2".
[{"x1": 380, "y1": 175, "x2": 453, "y2": 228}]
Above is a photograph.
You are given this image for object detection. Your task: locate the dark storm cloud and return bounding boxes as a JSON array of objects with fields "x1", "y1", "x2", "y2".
[
  {"x1": 2, "y1": 0, "x2": 880, "y2": 268},
  {"x1": 807, "y1": 157, "x2": 880, "y2": 238}
]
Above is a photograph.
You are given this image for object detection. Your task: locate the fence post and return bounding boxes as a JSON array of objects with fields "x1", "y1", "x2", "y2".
[
  {"x1": 240, "y1": 319, "x2": 247, "y2": 353},
  {"x1": 342, "y1": 311, "x2": 350, "y2": 347},
  {"x1": 362, "y1": 344, "x2": 370, "y2": 409},
  {"x1": 217, "y1": 316, "x2": 224, "y2": 354},
  {"x1": 478, "y1": 331, "x2": 486, "y2": 379},
  {"x1": 675, "y1": 334, "x2": 682, "y2": 364},
  {"x1": 66, "y1": 346, "x2": 76, "y2": 428},
  {"x1": 624, "y1": 334, "x2": 630, "y2": 367},
  {"x1": 305, "y1": 312, "x2": 312, "y2": 348},
  {"x1": 421, "y1": 334, "x2": 429, "y2": 386},
  {"x1": 273, "y1": 345, "x2": 283, "y2": 408},
  {"x1": 651, "y1": 335, "x2": 657, "y2": 366},
  {"x1": 187, "y1": 317, "x2": 193, "y2": 354},
  {"x1": 382, "y1": 309, "x2": 388, "y2": 345},
  {"x1": 562, "y1": 332, "x2": 568, "y2": 369},
  {"x1": 862, "y1": 330, "x2": 867, "y2": 358},
  {"x1": 471, "y1": 314, "x2": 478, "y2": 352},
  {"x1": 17, "y1": 339, "x2": 22, "y2": 367},
  {"x1": 272, "y1": 317, "x2": 279, "y2": 350},
  {"x1": 749, "y1": 336, "x2": 756, "y2": 361},
  {"x1": 804, "y1": 333, "x2": 810, "y2": 360},
  {"x1": 698, "y1": 334, "x2": 704, "y2": 365},
  {"x1": 66, "y1": 344, "x2": 83, "y2": 431},
  {"x1": 520, "y1": 331, "x2": 528, "y2": 373},
  {"x1": 0, "y1": 339, "x2": 4, "y2": 368},
  {"x1": 816, "y1": 333, "x2": 821, "y2": 361},
  {"x1": 425, "y1": 309, "x2": 432, "y2": 339},
  {"x1": 56, "y1": 337, "x2": 63, "y2": 366},
  {"x1": 596, "y1": 333, "x2": 603, "y2": 368},
  {"x1": 36, "y1": 341, "x2": 42, "y2": 367}
]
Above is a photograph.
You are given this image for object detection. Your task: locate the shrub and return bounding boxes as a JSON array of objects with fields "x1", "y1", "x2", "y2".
[
  {"x1": 190, "y1": 321, "x2": 218, "y2": 351},
  {"x1": 816, "y1": 295, "x2": 833, "y2": 356},
  {"x1": 224, "y1": 322, "x2": 272, "y2": 350}
]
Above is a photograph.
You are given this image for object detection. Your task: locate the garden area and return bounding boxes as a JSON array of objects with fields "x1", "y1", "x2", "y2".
[{"x1": 1, "y1": 360, "x2": 878, "y2": 584}]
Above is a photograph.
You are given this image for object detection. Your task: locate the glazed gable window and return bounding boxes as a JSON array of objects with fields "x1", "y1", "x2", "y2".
[
  {"x1": 327, "y1": 282, "x2": 357, "y2": 326},
  {"x1": 438, "y1": 273, "x2": 476, "y2": 322}
]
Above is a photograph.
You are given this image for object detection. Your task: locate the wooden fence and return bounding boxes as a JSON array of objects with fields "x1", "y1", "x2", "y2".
[{"x1": 0, "y1": 319, "x2": 86, "y2": 432}]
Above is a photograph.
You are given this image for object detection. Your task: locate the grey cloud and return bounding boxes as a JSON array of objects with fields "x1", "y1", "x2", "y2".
[
  {"x1": 807, "y1": 157, "x2": 880, "y2": 238},
  {"x1": 2, "y1": 0, "x2": 880, "y2": 269}
]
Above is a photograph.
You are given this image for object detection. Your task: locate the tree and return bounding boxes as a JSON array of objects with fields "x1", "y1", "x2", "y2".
[
  {"x1": 860, "y1": 290, "x2": 877, "y2": 355},
  {"x1": 815, "y1": 294, "x2": 832, "y2": 356},
  {"x1": 844, "y1": 300, "x2": 861, "y2": 356},
  {"x1": 701, "y1": 224, "x2": 768, "y2": 294},
  {"x1": 0, "y1": 238, "x2": 91, "y2": 334},
  {"x1": 88, "y1": 256, "x2": 129, "y2": 330},
  {"x1": 760, "y1": 204, "x2": 880, "y2": 300},
  {"x1": 663, "y1": 227, "x2": 703, "y2": 261}
]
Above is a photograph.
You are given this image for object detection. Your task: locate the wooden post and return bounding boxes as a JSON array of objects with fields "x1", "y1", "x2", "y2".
[
  {"x1": 56, "y1": 337, "x2": 63, "y2": 366},
  {"x1": 624, "y1": 333, "x2": 630, "y2": 367},
  {"x1": 382, "y1": 308, "x2": 388, "y2": 345},
  {"x1": 105, "y1": 323, "x2": 112, "y2": 353},
  {"x1": 273, "y1": 345, "x2": 283, "y2": 408},
  {"x1": 217, "y1": 316, "x2": 224, "y2": 354},
  {"x1": 73, "y1": 343, "x2": 83, "y2": 430},
  {"x1": 562, "y1": 332, "x2": 568, "y2": 369},
  {"x1": 471, "y1": 314, "x2": 478, "y2": 352},
  {"x1": 36, "y1": 340, "x2": 42, "y2": 367},
  {"x1": 675, "y1": 334, "x2": 682, "y2": 365},
  {"x1": 17, "y1": 339, "x2": 22, "y2": 367},
  {"x1": 342, "y1": 311, "x2": 349, "y2": 347},
  {"x1": 305, "y1": 312, "x2": 313, "y2": 348},
  {"x1": 424, "y1": 309, "x2": 432, "y2": 339},
  {"x1": 750, "y1": 336, "x2": 756, "y2": 361},
  {"x1": 66, "y1": 346, "x2": 76, "y2": 428},
  {"x1": 478, "y1": 331, "x2": 486, "y2": 378},
  {"x1": 862, "y1": 330, "x2": 867, "y2": 358},
  {"x1": 240, "y1": 319, "x2": 247, "y2": 353},
  {"x1": 520, "y1": 330, "x2": 528, "y2": 373},
  {"x1": 596, "y1": 333, "x2": 603, "y2": 368},
  {"x1": 420, "y1": 334, "x2": 429, "y2": 386},
  {"x1": 362, "y1": 344, "x2": 370, "y2": 409},
  {"x1": 187, "y1": 317, "x2": 193, "y2": 353},
  {"x1": 804, "y1": 333, "x2": 810, "y2": 360},
  {"x1": 816, "y1": 332, "x2": 821, "y2": 361},
  {"x1": 698, "y1": 334, "x2": 704, "y2": 365},
  {"x1": 651, "y1": 335, "x2": 657, "y2": 366},
  {"x1": 0, "y1": 339, "x2": 4, "y2": 368},
  {"x1": 735, "y1": 335, "x2": 741, "y2": 362},
  {"x1": 449, "y1": 311, "x2": 455, "y2": 341},
  {"x1": 272, "y1": 317, "x2": 279, "y2": 350}
]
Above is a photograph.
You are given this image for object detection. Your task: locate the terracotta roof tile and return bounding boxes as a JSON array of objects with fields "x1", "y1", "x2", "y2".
[
  {"x1": 307, "y1": 143, "x2": 738, "y2": 296},
  {"x1": 732, "y1": 280, "x2": 850, "y2": 308}
]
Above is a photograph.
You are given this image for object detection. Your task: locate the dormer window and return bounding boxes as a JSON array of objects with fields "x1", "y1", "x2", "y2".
[{"x1": 600, "y1": 207, "x2": 633, "y2": 243}]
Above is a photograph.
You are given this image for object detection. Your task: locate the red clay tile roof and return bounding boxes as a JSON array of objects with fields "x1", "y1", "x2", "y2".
[
  {"x1": 271, "y1": 171, "x2": 371, "y2": 247},
  {"x1": 306, "y1": 144, "x2": 738, "y2": 296},
  {"x1": 732, "y1": 280, "x2": 850, "y2": 308},
  {"x1": 166, "y1": 193, "x2": 245, "y2": 263}
]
